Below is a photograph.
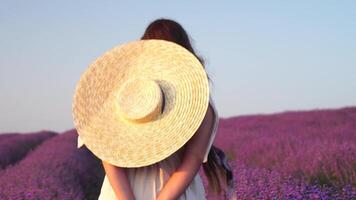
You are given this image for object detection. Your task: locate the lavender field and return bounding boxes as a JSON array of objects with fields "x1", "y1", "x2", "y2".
[
  {"x1": 0, "y1": 106, "x2": 355, "y2": 199},
  {"x1": 203, "y1": 106, "x2": 356, "y2": 199}
]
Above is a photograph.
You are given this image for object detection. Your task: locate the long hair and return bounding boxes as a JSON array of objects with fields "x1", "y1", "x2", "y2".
[{"x1": 141, "y1": 18, "x2": 235, "y2": 197}]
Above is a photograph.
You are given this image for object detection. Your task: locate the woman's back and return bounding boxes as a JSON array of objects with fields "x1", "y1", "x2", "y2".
[{"x1": 77, "y1": 96, "x2": 219, "y2": 200}]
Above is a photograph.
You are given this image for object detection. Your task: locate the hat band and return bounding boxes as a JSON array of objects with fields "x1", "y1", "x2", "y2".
[{"x1": 117, "y1": 77, "x2": 165, "y2": 123}]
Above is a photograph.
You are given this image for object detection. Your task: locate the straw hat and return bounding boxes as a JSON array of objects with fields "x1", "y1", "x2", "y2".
[{"x1": 72, "y1": 39, "x2": 210, "y2": 168}]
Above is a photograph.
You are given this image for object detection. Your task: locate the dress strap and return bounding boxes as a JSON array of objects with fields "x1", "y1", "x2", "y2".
[
  {"x1": 77, "y1": 135, "x2": 85, "y2": 149},
  {"x1": 203, "y1": 96, "x2": 219, "y2": 163}
]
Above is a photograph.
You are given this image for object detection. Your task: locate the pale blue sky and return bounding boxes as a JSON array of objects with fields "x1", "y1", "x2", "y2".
[{"x1": 0, "y1": 1, "x2": 355, "y2": 133}]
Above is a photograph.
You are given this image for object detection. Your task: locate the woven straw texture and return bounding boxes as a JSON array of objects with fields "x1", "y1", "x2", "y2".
[{"x1": 72, "y1": 39, "x2": 209, "y2": 167}]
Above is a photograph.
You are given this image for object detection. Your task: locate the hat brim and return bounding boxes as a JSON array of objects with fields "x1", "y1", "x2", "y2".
[{"x1": 72, "y1": 39, "x2": 209, "y2": 167}]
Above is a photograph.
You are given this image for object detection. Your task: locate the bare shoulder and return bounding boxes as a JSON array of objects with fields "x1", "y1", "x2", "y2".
[
  {"x1": 190, "y1": 101, "x2": 215, "y2": 135},
  {"x1": 184, "y1": 102, "x2": 215, "y2": 161},
  {"x1": 198, "y1": 102, "x2": 215, "y2": 133}
]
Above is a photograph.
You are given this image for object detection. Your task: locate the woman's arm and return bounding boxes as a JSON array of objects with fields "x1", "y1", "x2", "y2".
[
  {"x1": 156, "y1": 104, "x2": 215, "y2": 200},
  {"x1": 102, "y1": 160, "x2": 136, "y2": 200}
]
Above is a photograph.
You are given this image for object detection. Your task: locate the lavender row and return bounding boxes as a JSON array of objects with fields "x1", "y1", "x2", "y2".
[
  {"x1": 0, "y1": 133, "x2": 19, "y2": 142},
  {"x1": 199, "y1": 161, "x2": 355, "y2": 200},
  {"x1": 0, "y1": 129, "x2": 105, "y2": 200},
  {"x1": 214, "y1": 107, "x2": 356, "y2": 188},
  {"x1": 0, "y1": 130, "x2": 57, "y2": 170}
]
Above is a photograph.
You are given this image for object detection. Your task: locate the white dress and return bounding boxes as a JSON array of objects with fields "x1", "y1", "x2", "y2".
[{"x1": 77, "y1": 96, "x2": 219, "y2": 200}]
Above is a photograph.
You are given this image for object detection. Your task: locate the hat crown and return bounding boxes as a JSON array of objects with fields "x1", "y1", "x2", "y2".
[{"x1": 117, "y1": 77, "x2": 164, "y2": 123}]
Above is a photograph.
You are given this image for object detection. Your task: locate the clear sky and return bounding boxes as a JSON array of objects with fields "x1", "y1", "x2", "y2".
[{"x1": 0, "y1": 1, "x2": 355, "y2": 133}]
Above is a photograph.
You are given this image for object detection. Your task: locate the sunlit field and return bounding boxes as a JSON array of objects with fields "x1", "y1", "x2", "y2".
[{"x1": 0, "y1": 106, "x2": 355, "y2": 199}]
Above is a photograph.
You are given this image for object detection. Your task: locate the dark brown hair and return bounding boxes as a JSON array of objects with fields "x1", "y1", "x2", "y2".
[{"x1": 141, "y1": 18, "x2": 234, "y2": 196}]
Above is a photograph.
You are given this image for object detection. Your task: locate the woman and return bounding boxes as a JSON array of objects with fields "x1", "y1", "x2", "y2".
[{"x1": 78, "y1": 18, "x2": 234, "y2": 200}]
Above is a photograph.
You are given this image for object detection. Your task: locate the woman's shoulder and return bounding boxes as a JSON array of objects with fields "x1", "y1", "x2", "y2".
[
  {"x1": 209, "y1": 95, "x2": 219, "y2": 120},
  {"x1": 201, "y1": 95, "x2": 219, "y2": 162},
  {"x1": 77, "y1": 135, "x2": 85, "y2": 148}
]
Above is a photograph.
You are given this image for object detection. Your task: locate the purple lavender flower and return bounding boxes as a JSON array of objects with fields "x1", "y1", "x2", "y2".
[
  {"x1": 202, "y1": 106, "x2": 356, "y2": 199},
  {"x1": 0, "y1": 129, "x2": 105, "y2": 200},
  {"x1": 0, "y1": 130, "x2": 57, "y2": 170},
  {"x1": 1, "y1": 106, "x2": 355, "y2": 199},
  {"x1": 0, "y1": 133, "x2": 20, "y2": 142}
]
